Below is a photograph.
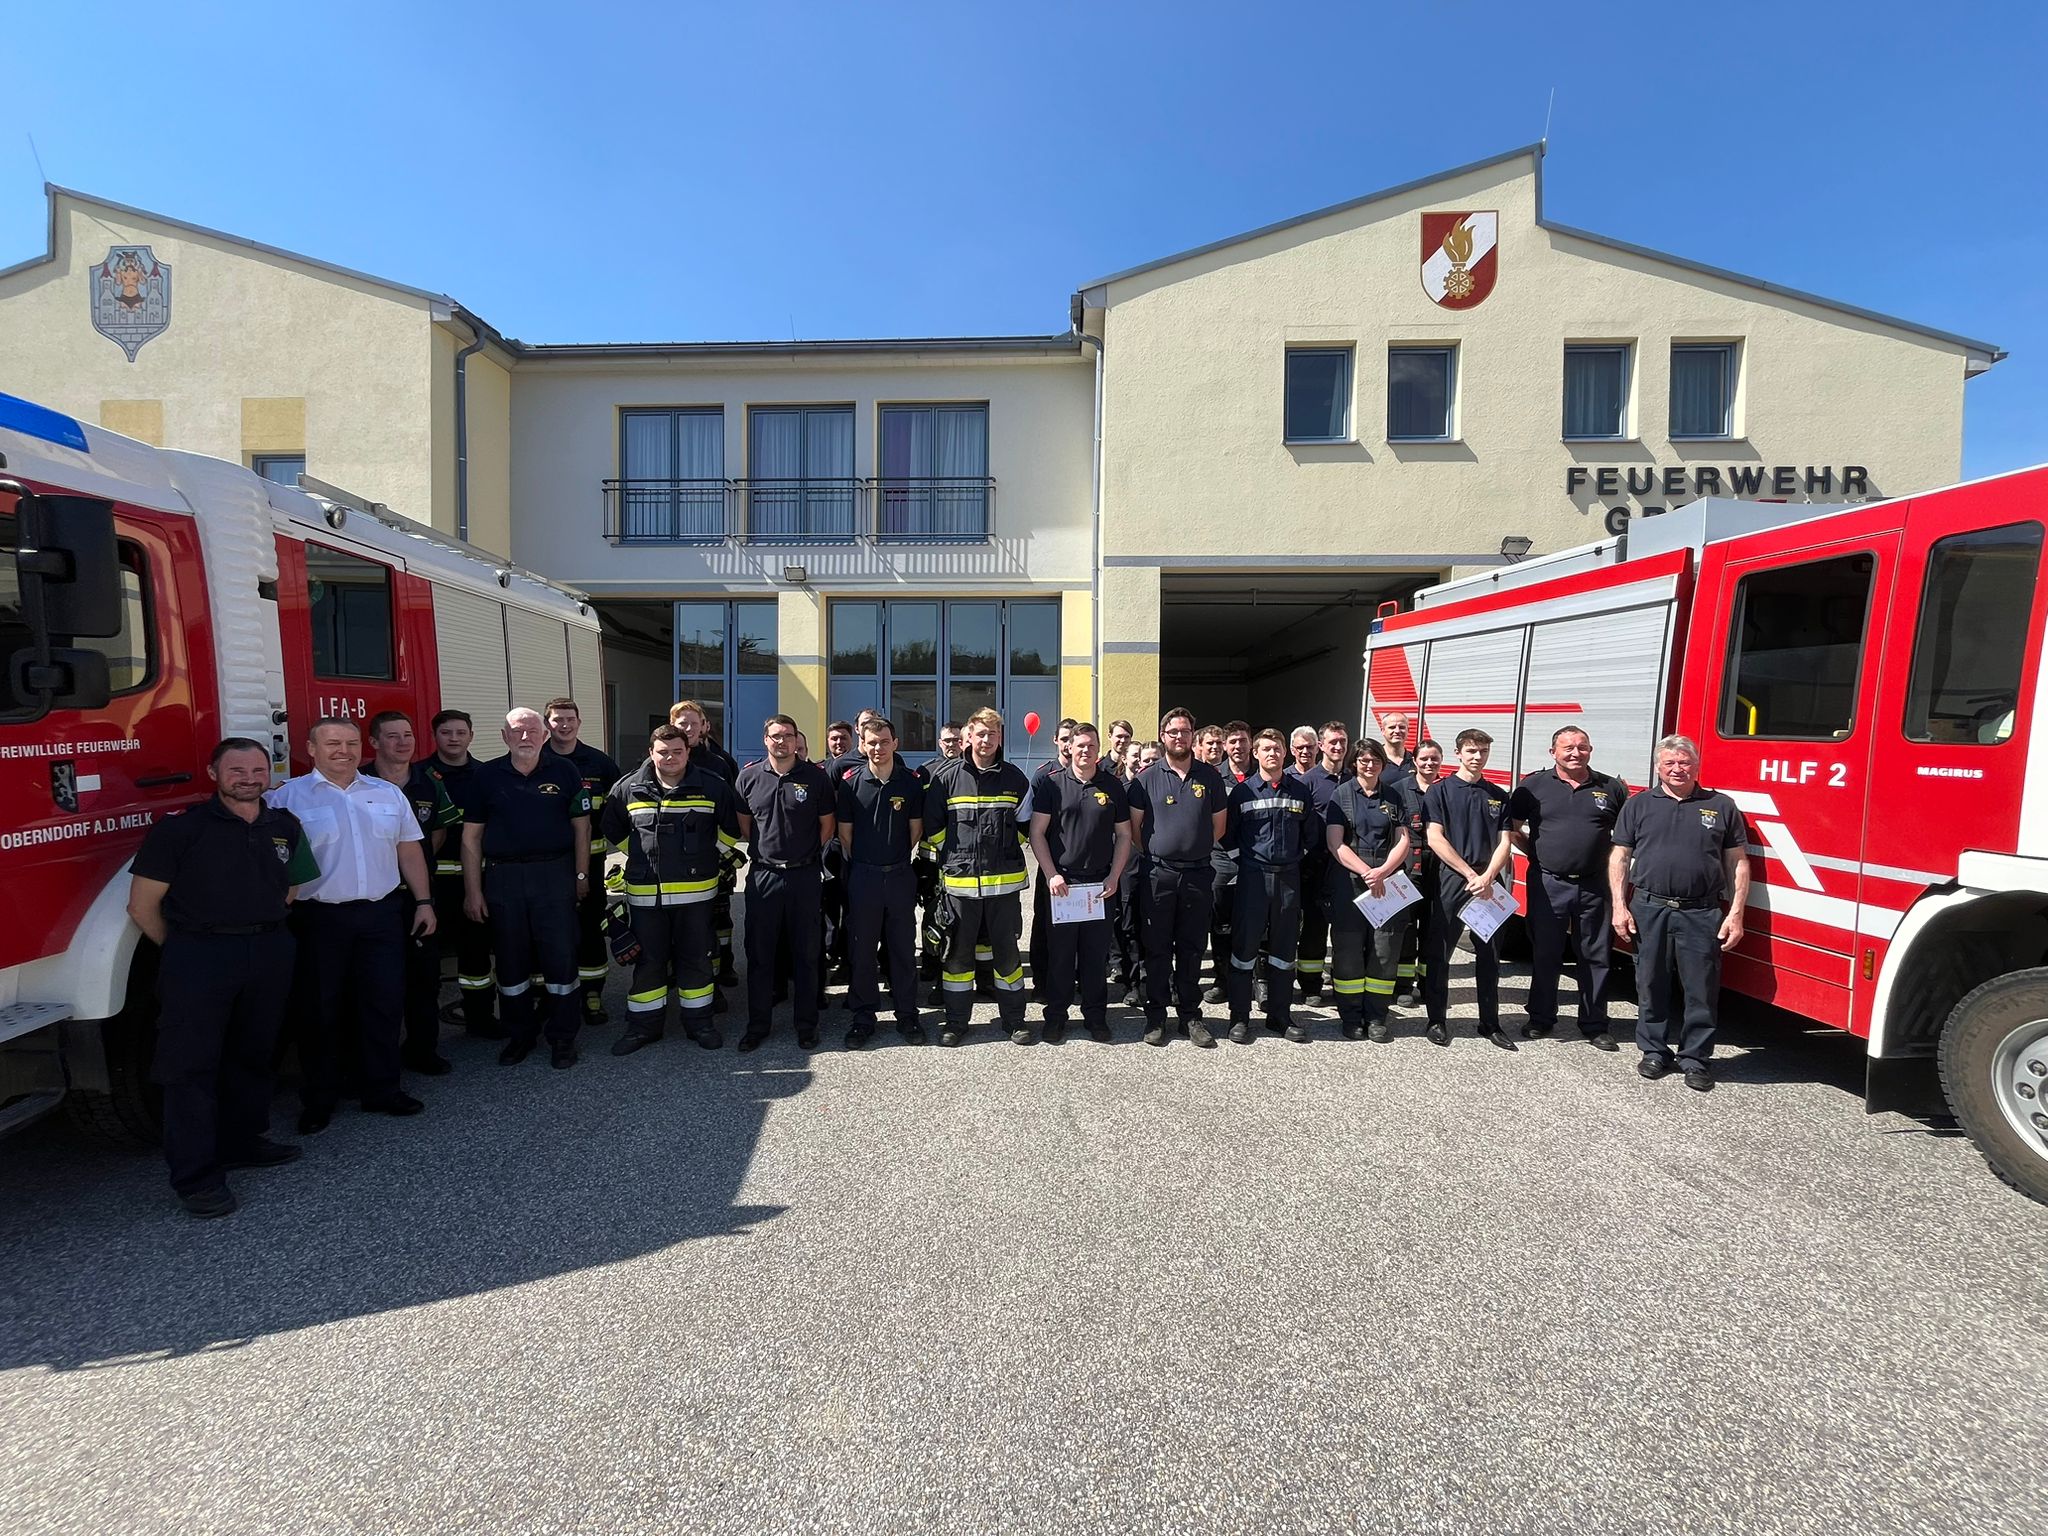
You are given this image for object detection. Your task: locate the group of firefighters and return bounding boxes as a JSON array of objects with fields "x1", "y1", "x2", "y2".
[{"x1": 128, "y1": 695, "x2": 1749, "y2": 1219}]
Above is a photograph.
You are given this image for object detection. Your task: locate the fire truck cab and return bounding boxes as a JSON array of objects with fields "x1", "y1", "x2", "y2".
[
  {"x1": 1365, "y1": 467, "x2": 2048, "y2": 1204},
  {"x1": 0, "y1": 392, "x2": 604, "y2": 1143}
]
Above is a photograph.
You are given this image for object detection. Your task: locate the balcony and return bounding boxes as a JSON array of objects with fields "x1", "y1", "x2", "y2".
[{"x1": 601, "y1": 477, "x2": 994, "y2": 546}]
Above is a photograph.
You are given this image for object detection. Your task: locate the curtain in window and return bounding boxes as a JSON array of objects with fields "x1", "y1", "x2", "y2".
[
  {"x1": 1671, "y1": 349, "x2": 1729, "y2": 437},
  {"x1": 1563, "y1": 351, "x2": 1625, "y2": 439},
  {"x1": 676, "y1": 412, "x2": 723, "y2": 538},
  {"x1": 932, "y1": 408, "x2": 986, "y2": 536},
  {"x1": 622, "y1": 413, "x2": 673, "y2": 539},
  {"x1": 750, "y1": 411, "x2": 804, "y2": 538},
  {"x1": 806, "y1": 409, "x2": 855, "y2": 537},
  {"x1": 880, "y1": 408, "x2": 931, "y2": 537}
]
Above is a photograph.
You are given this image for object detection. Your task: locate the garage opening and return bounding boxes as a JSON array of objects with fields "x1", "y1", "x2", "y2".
[{"x1": 1157, "y1": 572, "x2": 1432, "y2": 737}]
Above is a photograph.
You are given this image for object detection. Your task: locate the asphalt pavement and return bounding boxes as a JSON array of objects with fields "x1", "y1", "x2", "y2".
[{"x1": 3, "y1": 934, "x2": 2044, "y2": 1535}]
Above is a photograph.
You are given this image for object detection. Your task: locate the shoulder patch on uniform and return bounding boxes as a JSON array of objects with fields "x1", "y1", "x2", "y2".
[{"x1": 272, "y1": 836, "x2": 291, "y2": 862}]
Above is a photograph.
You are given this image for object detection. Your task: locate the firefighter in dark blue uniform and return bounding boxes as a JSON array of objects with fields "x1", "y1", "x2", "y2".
[
  {"x1": 1027, "y1": 723, "x2": 1132, "y2": 1044},
  {"x1": 1201, "y1": 725, "x2": 1250, "y2": 1004},
  {"x1": 1224, "y1": 729, "x2": 1312, "y2": 1044},
  {"x1": 1422, "y1": 729, "x2": 1518, "y2": 1051},
  {"x1": 365, "y1": 710, "x2": 462, "y2": 1075},
  {"x1": 600, "y1": 723, "x2": 743, "y2": 1054},
  {"x1": 735, "y1": 714, "x2": 835, "y2": 1051},
  {"x1": 428, "y1": 710, "x2": 499, "y2": 1036},
  {"x1": 1509, "y1": 725, "x2": 1630, "y2": 1050},
  {"x1": 1323, "y1": 739, "x2": 1413, "y2": 1042},
  {"x1": 1610, "y1": 734, "x2": 1750, "y2": 1092},
  {"x1": 1127, "y1": 708, "x2": 1228, "y2": 1048},
  {"x1": 1392, "y1": 738, "x2": 1443, "y2": 1007},
  {"x1": 923, "y1": 707, "x2": 1032, "y2": 1045},
  {"x1": 545, "y1": 697, "x2": 624, "y2": 1029},
  {"x1": 461, "y1": 708, "x2": 592, "y2": 1069},
  {"x1": 126, "y1": 738, "x2": 319, "y2": 1218},
  {"x1": 1296, "y1": 720, "x2": 1350, "y2": 1006},
  {"x1": 837, "y1": 714, "x2": 925, "y2": 1048}
]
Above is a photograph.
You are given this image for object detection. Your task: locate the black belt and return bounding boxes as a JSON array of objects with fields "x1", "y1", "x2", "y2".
[
  {"x1": 308, "y1": 889, "x2": 403, "y2": 907},
  {"x1": 754, "y1": 855, "x2": 818, "y2": 871},
  {"x1": 849, "y1": 859, "x2": 910, "y2": 872},
  {"x1": 1636, "y1": 891, "x2": 1719, "y2": 911},
  {"x1": 175, "y1": 920, "x2": 285, "y2": 936},
  {"x1": 488, "y1": 852, "x2": 571, "y2": 865},
  {"x1": 1541, "y1": 869, "x2": 1601, "y2": 884},
  {"x1": 1148, "y1": 857, "x2": 1210, "y2": 871}
]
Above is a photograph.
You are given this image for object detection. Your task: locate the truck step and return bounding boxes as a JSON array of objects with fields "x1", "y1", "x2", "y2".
[
  {"x1": 0, "y1": 1001, "x2": 72, "y2": 1046},
  {"x1": 0, "y1": 1090, "x2": 65, "y2": 1137}
]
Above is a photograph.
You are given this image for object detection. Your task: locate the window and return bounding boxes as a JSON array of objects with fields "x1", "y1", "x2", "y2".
[
  {"x1": 1388, "y1": 347, "x2": 1455, "y2": 441},
  {"x1": 1719, "y1": 553, "x2": 1874, "y2": 740},
  {"x1": 1563, "y1": 346, "x2": 1630, "y2": 440},
  {"x1": 747, "y1": 406, "x2": 855, "y2": 541},
  {"x1": 827, "y1": 599, "x2": 1061, "y2": 766},
  {"x1": 879, "y1": 404, "x2": 990, "y2": 540},
  {"x1": 1284, "y1": 349, "x2": 1351, "y2": 443},
  {"x1": 1671, "y1": 344, "x2": 1736, "y2": 438},
  {"x1": 0, "y1": 512, "x2": 153, "y2": 712},
  {"x1": 252, "y1": 454, "x2": 306, "y2": 486},
  {"x1": 619, "y1": 408, "x2": 725, "y2": 542},
  {"x1": 306, "y1": 542, "x2": 393, "y2": 680},
  {"x1": 1905, "y1": 522, "x2": 2043, "y2": 745},
  {"x1": 673, "y1": 599, "x2": 778, "y2": 745}
]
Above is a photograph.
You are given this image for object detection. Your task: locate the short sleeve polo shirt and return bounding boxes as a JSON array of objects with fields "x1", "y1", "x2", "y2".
[
  {"x1": 468, "y1": 752, "x2": 591, "y2": 859},
  {"x1": 132, "y1": 797, "x2": 319, "y2": 931},
  {"x1": 1509, "y1": 768, "x2": 1631, "y2": 878},
  {"x1": 1611, "y1": 784, "x2": 1748, "y2": 903},
  {"x1": 836, "y1": 759, "x2": 924, "y2": 865},
  {"x1": 1423, "y1": 774, "x2": 1511, "y2": 878},
  {"x1": 737, "y1": 757, "x2": 834, "y2": 864},
  {"x1": 1128, "y1": 759, "x2": 1226, "y2": 865},
  {"x1": 1326, "y1": 778, "x2": 1409, "y2": 867},
  {"x1": 1031, "y1": 765, "x2": 1130, "y2": 882}
]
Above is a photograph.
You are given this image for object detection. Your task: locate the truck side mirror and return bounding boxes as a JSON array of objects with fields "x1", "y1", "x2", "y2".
[
  {"x1": 21, "y1": 494, "x2": 122, "y2": 639},
  {"x1": 9, "y1": 646, "x2": 111, "y2": 712}
]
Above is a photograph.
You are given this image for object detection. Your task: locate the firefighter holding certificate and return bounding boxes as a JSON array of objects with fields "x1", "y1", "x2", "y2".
[
  {"x1": 1026, "y1": 722, "x2": 1132, "y2": 1046},
  {"x1": 1323, "y1": 738, "x2": 1413, "y2": 1043}
]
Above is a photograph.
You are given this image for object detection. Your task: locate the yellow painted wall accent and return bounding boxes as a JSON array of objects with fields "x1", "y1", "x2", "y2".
[
  {"x1": 1098, "y1": 652, "x2": 1159, "y2": 736},
  {"x1": 465, "y1": 351, "x2": 514, "y2": 557},
  {"x1": 776, "y1": 588, "x2": 824, "y2": 741},
  {"x1": 99, "y1": 399, "x2": 162, "y2": 446},
  {"x1": 240, "y1": 396, "x2": 304, "y2": 455},
  {"x1": 1059, "y1": 587, "x2": 1094, "y2": 721}
]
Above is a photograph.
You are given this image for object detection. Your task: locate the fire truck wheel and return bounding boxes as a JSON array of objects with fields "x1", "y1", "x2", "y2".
[
  {"x1": 1937, "y1": 967, "x2": 2048, "y2": 1207},
  {"x1": 63, "y1": 944, "x2": 163, "y2": 1149}
]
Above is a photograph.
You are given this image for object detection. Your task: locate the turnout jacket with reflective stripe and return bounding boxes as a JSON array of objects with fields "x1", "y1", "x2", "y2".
[
  {"x1": 597, "y1": 761, "x2": 743, "y2": 906},
  {"x1": 921, "y1": 754, "x2": 1031, "y2": 897}
]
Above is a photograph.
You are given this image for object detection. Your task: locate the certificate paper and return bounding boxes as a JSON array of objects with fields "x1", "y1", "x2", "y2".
[
  {"x1": 1351, "y1": 869, "x2": 1423, "y2": 927},
  {"x1": 1049, "y1": 882, "x2": 1108, "y2": 925},
  {"x1": 1458, "y1": 880, "x2": 1518, "y2": 943}
]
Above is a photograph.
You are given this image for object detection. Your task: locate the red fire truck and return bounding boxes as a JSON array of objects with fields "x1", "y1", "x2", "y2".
[
  {"x1": 1366, "y1": 468, "x2": 2048, "y2": 1204},
  {"x1": 0, "y1": 392, "x2": 605, "y2": 1142}
]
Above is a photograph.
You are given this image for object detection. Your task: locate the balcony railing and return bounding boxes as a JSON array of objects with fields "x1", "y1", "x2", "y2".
[{"x1": 600, "y1": 476, "x2": 995, "y2": 546}]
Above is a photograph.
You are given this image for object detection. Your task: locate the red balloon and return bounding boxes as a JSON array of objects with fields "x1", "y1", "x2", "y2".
[{"x1": 1023, "y1": 712, "x2": 1042, "y2": 736}]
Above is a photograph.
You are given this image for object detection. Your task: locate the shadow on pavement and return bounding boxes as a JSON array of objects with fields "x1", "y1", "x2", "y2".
[{"x1": 0, "y1": 1052, "x2": 807, "y2": 1373}]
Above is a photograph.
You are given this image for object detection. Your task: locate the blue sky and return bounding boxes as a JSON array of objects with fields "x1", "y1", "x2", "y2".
[{"x1": 4, "y1": 2, "x2": 2042, "y2": 476}]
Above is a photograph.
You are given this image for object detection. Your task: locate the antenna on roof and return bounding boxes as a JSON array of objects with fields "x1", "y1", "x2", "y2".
[
  {"x1": 1541, "y1": 87, "x2": 1555, "y2": 152},
  {"x1": 26, "y1": 130, "x2": 49, "y2": 185}
]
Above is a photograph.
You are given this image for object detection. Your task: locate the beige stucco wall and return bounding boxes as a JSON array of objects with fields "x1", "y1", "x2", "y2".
[
  {"x1": 432, "y1": 326, "x2": 513, "y2": 554},
  {"x1": 0, "y1": 196, "x2": 443, "y2": 529},
  {"x1": 506, "y1": 350, "x2": 1095, "y2": 596},
  {"x1": 1096, "y1": 152, "x2": 1973, "y2": 568}
]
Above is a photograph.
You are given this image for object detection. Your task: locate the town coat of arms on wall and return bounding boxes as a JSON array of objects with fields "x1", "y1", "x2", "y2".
[{"x1": 89, "y1": 245, "x2": 172, "y2": 361}]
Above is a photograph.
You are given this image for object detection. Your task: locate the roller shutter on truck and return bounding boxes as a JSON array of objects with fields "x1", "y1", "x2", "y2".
[
  {"x1": 567, "y1": 623, "x2": 607, "y2": 745},
  {"x1": 1518, "y1": 606, "x2": 1673, "y2": 783},
  {"x1": 506, "y1": 608, "x2": 572, "y2": 716},
  {"x1": 433, "y1": 583, "x2": 513, "y2": 727}
]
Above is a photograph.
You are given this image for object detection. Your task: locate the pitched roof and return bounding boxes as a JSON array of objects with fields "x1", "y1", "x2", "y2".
[{"x1": 1077, "y1": 144, "x2": 2003, "y2": 371}]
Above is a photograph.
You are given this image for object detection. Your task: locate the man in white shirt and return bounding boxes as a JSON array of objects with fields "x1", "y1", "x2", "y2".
[{"x1": 269, "y1": 717, "x2": 437, "y2": 1133}]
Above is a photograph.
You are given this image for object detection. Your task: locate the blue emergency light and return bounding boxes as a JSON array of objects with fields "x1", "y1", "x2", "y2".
[{"x1": 0, "y1": 392, "x2": 91, "y2": 452}]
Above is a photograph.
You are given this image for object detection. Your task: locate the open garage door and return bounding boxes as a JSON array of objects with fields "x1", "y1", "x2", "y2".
[{"x1": 1158, "y1": 571, "x2": 1432, "y2": 736}]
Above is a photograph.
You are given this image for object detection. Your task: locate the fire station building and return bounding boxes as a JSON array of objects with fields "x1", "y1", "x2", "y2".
[{"x1": 0, "y1": 145, "x2": 2001, "y2": 765}]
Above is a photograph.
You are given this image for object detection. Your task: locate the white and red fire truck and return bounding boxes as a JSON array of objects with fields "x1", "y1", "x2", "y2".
[
  {"x1": 1366, "y1": 468, "x2": 2048, "y2": 1203},
  {"x1": 0, "y1": 392, "x2": 604, "y2": 1142}
]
